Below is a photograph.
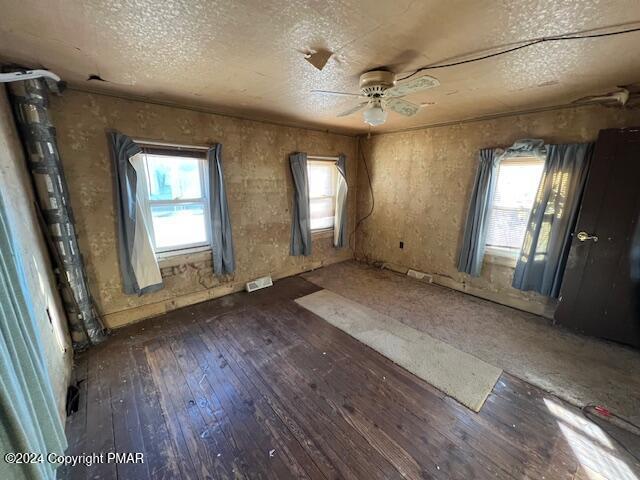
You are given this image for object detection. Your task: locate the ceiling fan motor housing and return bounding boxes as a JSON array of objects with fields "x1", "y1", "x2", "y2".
[{"x1": 359, "y1": 70, "x2": 396, "y2": 96}]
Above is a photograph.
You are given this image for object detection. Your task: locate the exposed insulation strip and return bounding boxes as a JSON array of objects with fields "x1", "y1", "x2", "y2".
[{"x1": 8, "y1": 78, "x2": 105, "y2": 348}]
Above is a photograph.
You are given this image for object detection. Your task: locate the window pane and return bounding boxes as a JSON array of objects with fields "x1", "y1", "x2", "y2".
[
  {"x1": 150, "y1": 204, "x2": 208, "y2": 250},
  {"x1": 310, "y1": 197, "x2": 335, "y2": 230},
  {"x1": 146, "y1": 154, "x2": 203, "y2": 200},
  {"x1": 485, "y1": 158, "x2": 544, "y2": 251},
  {"x1": 492, "y1": 161, "x2": 544, "y2": 209},
  {"x1": 307, "y1": 160, "x2": 337, "y2": 231},
  {"x1": 308, "y1": 162, "x2": 335, "y2": 198}
]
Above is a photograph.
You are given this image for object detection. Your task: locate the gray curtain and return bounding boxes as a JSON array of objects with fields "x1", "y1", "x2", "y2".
[
  {"x1": 109, "y1": 131, "x2": 141, "y2": 293},
  {"x1": 512, "y1": 143, "x2": 594, "y2": 298},
  {"x1": 457, "y1": 148, "x2": 500, "y2": 276},
  {"x1": 334, "y1": 154, "x2": 348, "y2": 248},
  {"x1": 289, "y1": 152, "x2": 312, "y2": 256},
  {"x1": 0, "y1": 195, "x2": 67, "y2": 480},
  {"x1": 108, "y1": 131, "x2": 163, "y2": 295},
  {"x1": 207, "y1": 144, "x2": 235, "y2": 274}
]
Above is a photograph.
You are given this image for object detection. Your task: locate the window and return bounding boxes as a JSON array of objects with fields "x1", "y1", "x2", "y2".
[
  {"x1": 485, "y1": 156, "x2": 545, "y2": 257},
  {"x1": 307, "y1": 160, "x2": 337, "y2": 231},
  {"x1": 139, "y1": 150, "x2": 211, "y2": 256}
]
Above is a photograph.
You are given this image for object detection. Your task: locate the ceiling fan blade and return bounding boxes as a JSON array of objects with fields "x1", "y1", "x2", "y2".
[
  {"x1": 311, "y1": 89, "x2": 364, "y2": 98},
  {"x1": 384, "y1": 75, "x2": 440, "y2": 98},
  {"x1": 384, "y1": 98, "x2": 420, "y2": 116},
  {"x1": 337, "y1": 102, "x2": 369, "y2": 117}
]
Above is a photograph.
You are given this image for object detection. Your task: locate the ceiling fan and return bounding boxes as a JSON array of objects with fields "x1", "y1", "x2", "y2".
[{"x1": 312, "y1": 70, "x2": 439, "y2": 126}]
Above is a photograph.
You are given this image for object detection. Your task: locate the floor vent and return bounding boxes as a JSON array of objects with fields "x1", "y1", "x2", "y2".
[
  {"x1": 66, "y1": 384, "x2": 80, "y2": 416},
  {"x1": 246, "y1": 275, "x2": 273, "y2": 292}
]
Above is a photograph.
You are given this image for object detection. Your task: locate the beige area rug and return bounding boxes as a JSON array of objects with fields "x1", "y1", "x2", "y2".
[{"x1": 295, "y1": 289, "x2": 502, "y2": 412}]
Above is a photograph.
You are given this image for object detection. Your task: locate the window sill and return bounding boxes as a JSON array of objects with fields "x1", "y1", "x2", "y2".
[
  {"x1": 484, "y1": 247, "x2": 518, "y2": 268},
  {"x1": 157, "y1": 247, "x2": 212, "y2": 268},
  {"x1": 311, "y1": 228, "x2": 334, "y2": 240}
]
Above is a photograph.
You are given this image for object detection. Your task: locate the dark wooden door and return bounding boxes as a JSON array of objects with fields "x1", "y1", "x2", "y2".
[{"x1": 555, "y1": 127, "x2": 640, "y2": 348}]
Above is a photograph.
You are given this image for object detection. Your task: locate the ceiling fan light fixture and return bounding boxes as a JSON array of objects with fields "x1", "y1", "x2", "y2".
[
  {"x1": 313, "y1": 70, "x2": 439, "y2": 125},
  {"x1": 363, "y1": 103, "x2": 387, "y2": 126}
]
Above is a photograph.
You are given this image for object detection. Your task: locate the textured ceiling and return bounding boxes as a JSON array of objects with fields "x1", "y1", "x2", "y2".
[{"x1": 1, "y1": 0, "x2": 640, "y2": 134}]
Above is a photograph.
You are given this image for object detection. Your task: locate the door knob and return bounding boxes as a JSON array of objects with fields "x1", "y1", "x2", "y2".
[{"x1": 577, "y1": 231, "x2": 598, "y2": 242}]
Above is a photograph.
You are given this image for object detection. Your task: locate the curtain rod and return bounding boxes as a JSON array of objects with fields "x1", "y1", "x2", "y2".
[
  {"x1": 308, "y1": 155, "x2": 339, "y2": 161},
  {"x1": 132, "y1": 138, "x2": 211, "y2": 151}
]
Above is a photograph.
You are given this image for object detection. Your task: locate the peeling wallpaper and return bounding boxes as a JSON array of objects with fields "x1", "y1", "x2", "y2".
[
  {"x1": 48, "y1": 90, "x2": 640, "y2": 326},
  {"x1": 49, "y1": 90, "x2": 357, "y2": 327},
  {"x1": 355, "y1": 104, "x2": 640, "y2": 317}
]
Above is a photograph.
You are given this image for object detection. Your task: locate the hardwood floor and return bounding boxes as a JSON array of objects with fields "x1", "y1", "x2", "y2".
[{"x1": 60, "y1": 277, "x2": 640, "y2": 479}]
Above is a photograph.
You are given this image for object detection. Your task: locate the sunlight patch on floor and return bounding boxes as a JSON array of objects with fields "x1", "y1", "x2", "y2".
[{"x1": 544, "y1": 398, "x2": 637, "y2": 480}]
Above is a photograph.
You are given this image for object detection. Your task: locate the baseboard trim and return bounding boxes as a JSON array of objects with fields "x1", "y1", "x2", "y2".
[
  {"x1": 431, "y1": 274, "x2": 556, "y2": 319},
  {"x1": 377, "y1": 260, "x2": 556, "y2": 319},
  {"x1": 102, "y1": 254, "x2": 352, "y2": 329}
]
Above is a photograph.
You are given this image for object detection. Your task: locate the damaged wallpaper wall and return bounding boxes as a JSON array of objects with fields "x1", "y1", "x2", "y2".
[
  {"x1": 48, "y1": 89, "x2": 640, "y2": 326},
  {"x1": 355, "y1": 104, "x2": 640, "y2": 318},
  {"x1": 49, "y1": 90, "x2": 357, "y2": 328}
]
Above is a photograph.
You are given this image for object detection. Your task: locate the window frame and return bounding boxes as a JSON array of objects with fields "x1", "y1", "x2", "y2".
[
  {"x1": 485, "y1": 244, "x2": 520, "y2": 259},
  {"x1": 136, "y1": 145, "x2": 212, "y2": 258},
  {"x1": 306, "y1": 157, "x2": 338, "y2": 233},
  {"x1": 484, "y1": 154, "x2": 545, "y2": 261}
]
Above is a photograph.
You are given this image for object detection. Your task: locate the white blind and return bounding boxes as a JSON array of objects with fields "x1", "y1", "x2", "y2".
[
  {"x1": 485, "y1": 157, "x2": 544, "y2": 251},
  {"x1": 307, "y1": 160, "x2": 337, "y2": 231}
]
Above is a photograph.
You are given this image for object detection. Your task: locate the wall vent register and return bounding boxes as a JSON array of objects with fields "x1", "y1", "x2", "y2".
[{"x1": 246, "y1": 275, "x2": 273, "y2": 292}]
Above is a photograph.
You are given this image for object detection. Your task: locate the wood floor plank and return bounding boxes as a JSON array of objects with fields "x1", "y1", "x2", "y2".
[
  {"x1": 227, "y1": 305, "x2": 511, "y2": 480},
  {"x1": 59, "y1": 353, "x2": 88, "y2": 480},
  {"x1": 202, "y1": 317, "x2": 370, "y2": 480},
  {"x1": 129, "y1": 344, "x2": 184, "y2": 480},
  {"x1": 84, "y1": 345, "x2": 117, "y2": 480},
  {"x1": 231, "y1": 313, "x2": 427, "y2": 479},
  {"x1": 180, "y1": 331, "x2": 327, "y2": 480},
  {"x1": 59, "y1": 275, "x2": 640, "y2": 480},
  {"x1": 253, "y1": 300, "x2": 579, "y2": 480},
  {"x1": 145, "y1": 340, "x2": 221, "y2": 480},
  {"x1": 168, "y1": 333, "x2": 285, "y2": 479},
  {"x1": 212, "y1": 311, "x2": 416, "y2": 480},
  {"x1": 196, "y1": 322, "x2": 342, "y2": 480},
  {"x1": 155, "y1": 339, "x2": 256, "y2": 479},
  {"x1": 479, "y1": 393, "x2": 577, "y2": 477},
  {"x1": 107, "y1": 342, "x2": 151, "y2": 480}
]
